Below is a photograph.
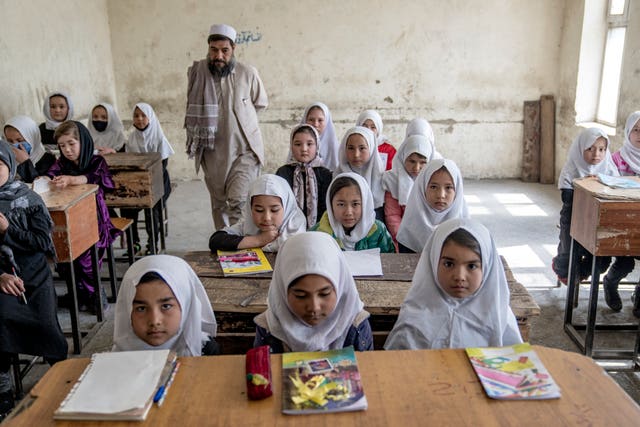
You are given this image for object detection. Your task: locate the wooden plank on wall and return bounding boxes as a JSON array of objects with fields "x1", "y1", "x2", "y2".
[
  {"x1": 540, "y1": 95, "x2": 556, "y2": 184},
  {"x1": 521, "y1": 100, "x2": 541, "y2": 182}
]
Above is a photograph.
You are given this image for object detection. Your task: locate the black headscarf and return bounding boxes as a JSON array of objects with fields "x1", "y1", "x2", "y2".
[
  {"x1": 58, "y1": 121, "x2": 95, "y2": 174},
  {"x1": 0, "y1": 141, "x2": 43, "y2": 212}
]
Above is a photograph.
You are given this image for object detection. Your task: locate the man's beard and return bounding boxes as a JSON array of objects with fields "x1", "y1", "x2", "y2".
[{"x1": 208, "y1": 56, "x2": 236, "y2": 77}]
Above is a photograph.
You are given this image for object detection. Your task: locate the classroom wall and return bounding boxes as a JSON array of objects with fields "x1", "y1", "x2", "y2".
[
  {"x1": 105, "y1": 0, "x2": 567, "y2": 180},
  {"x1": 0, "y1": 0, "x2": 117, "y2": 126}
]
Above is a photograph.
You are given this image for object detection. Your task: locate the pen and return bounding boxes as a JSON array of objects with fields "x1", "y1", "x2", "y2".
[
  {"x1": 157, "y1": 361, "x2": 180, "y2": 407},
  {"x1": 12, "y1": 267, "x2": 27, "y2": 305}
]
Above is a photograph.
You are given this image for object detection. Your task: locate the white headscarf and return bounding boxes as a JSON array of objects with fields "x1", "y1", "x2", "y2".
[
  {"x1": 619, "y1": 111, "x2": 640, "y2": 174},
  {"x1": 87, "y1": 102, "x2": 126, "y2": 151},
  {"x1": 385, "y1": 218, "x2": 522, "y2": 350},
  {"x1": 301, "y1": 102, "x2": 339, "y2": 171},
  {"x1": 557, "y1": 127, "x2": 619, "y2": 189},
  {"x1": 406, "y1": 117, "x2": 443, "y2": 159},
  {"x1": 382, "y1": 135, "x2": 434, "y2": 206},
  {"x1": 113, "y1": 255, "x2": 217, "y2": 356},
  {"x1": 224, "y1": 174, "x2": 306, "y2": 252},
  {"x1": 356, "y1": 109, "x2": 385, "y2": 143},
  {"x1": 42, "y1": 91, "x2": 74, "y2": 131},
  {"x1": 396, "y1": 159, "x2": 469, "y2": 253},
  {"x1": 334, "y1": 126, "x2": 385, "y2": 208},
  {"x1": 4, "y1": 115, "x2": 46, "y2": 164},
  {"x1": 325, "y1": 172, "x2": 376, "y2": 250},
  {"x1": 127, "y1": 102, "x2": 175, "y2": 159},
  {"x1": 263, "y1": 231, "x2": 365, "y2": 351}
]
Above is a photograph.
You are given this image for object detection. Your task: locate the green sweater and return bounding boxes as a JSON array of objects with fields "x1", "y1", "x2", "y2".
[{"x1": 310, "y1": 212, "x2": 396, "y2": 253}]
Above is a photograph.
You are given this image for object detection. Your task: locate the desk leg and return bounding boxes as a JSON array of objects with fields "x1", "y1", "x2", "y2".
[
  {"x1": 584, "y1": 256, "x2": 601, "y2": 357},
  {"x1": 65, "y1": 263, "x2": 82, "y2": 354},
  {"x1": 564, "y1": 239, "x2": 578, "y2": 326},
  {"x1": 91, "y1": 245, "x2": 104, "y2": 322},
  {"x1": 146, "y1": 207, "x2": 157, "y2": 255},
  {"x1": 159, "y1": 199, "x2": 166, "y2": 252}
]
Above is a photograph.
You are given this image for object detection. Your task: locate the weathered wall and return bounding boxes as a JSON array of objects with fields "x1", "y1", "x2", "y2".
[
  {"x1": 0, "y1": 0, "x2": 117, "y2": 125},
  {"x1": 106, "y1": 0, "x2": 567, "y2": 180}
]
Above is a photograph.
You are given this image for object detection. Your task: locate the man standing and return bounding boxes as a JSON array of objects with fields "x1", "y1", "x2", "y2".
[{"x1": 185, "y1": 23, "x2": 268, "y2": 230}]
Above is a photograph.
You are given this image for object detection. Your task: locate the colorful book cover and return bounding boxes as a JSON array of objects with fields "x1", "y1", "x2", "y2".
[
  {"x1": 281, "y1": 346, "x2": 367, "y2": 414},
  {"x1": 466, "y1": 342, "x2": 561, "y2": 400},
  {"x1": 216, "y1": 248, "x2": 272, "y2": 276}
]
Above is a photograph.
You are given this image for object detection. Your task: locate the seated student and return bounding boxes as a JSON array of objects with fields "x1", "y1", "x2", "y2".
[
  {"x1": 121, "y1": 103, "x2": 175, "y2": 255},
  {"x1": 0, "y1": 144, "x2": 67, "y2": 418},
  {"x1": 333, "y1": 126, "x2": 386, "y2": 222},
  {"x1": 39, "y1": 91, "x2": 74, "y2": 148},
  {"x1": 551, "y1": 127, "x2": 617, "y2": 285},
  {"x1": 253, "y1": 231, "x2": 373, "y2": 352},
  {"x1": 605, "y1": 111, "x2": 640, "y2": 316},
  {"x1": 405, "y1": 117, "x2": 443, "y2": 159},
  {"x1": 113, "y1": 255, "x2": 219, "y2": 356},
  {"x1": 384, "y1": 218, "x2": 523, "y2": 350},
  {"x1": 87, "y1": 102, "x2": 127, "y2": 155},
  {"x1": 356, "y1": 109, "x2": 397, "y2": 171},
  {"x1": 382, "y1": 134, "x2": 434, "y2": 243},
  {"x1": 3, "y1": 115, "x2": 55, "y2": 183},
  {"x1": 276, "y1": 124, "x2": 332, "y2": 228},
  {"x1": 301, "y1": 102, "x2": 339, "y2": 171},
  {"x1": 46, "y1": 121, "x2": 119, "y2": 312},
  {"x1": 396, "y1": 159, "x2": 469, "y2": 253},
  {"x1": 209, "y1": 174, "x2": 306, "y2": 253},
  {"x1": 311, "y1": 172, "x2": 395, "y2": 253}
]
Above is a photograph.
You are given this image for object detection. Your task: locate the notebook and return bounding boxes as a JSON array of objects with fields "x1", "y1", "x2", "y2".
[{"x1": 54, "y1": 350, "x2": 177, "y2": 421}]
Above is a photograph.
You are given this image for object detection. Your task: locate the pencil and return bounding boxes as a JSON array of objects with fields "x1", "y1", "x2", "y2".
[{"x1": 12, "y1": 267, "x2": 27, "y2": 305}]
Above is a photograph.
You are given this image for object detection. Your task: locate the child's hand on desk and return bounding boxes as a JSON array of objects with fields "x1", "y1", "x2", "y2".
[
  {"x1": 51, "y1": 175, "x2": 87, "y2": 188},
  {"x1": 0, "y1": 272, "x2": 24, "y2": 296},
  {"x1": 0, "y1": 213, "x2": 8, "y2": 233},
  {"x1": 97, "y1": 146, "x2": 116, "y2": 155}
]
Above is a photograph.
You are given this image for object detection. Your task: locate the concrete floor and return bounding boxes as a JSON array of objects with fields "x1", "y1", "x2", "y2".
[{"x1": 14, "y1": 178, "x2": 640, "y2": 405}]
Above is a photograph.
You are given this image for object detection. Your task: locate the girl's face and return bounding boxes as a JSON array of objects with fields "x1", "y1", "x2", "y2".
[
  {"x1": 131, "y1": 279, "x2": 182, "y2": 346},
  {"x1": 437, "y1": 240, "x2": 483, "y2": 298},
  {"x1": 57, "y1": 133, "x2": 81, "y2": 164},
  {"x1": 361, "y1": 119, "x2": 379, "y2": 136},
  {"x1": 583, "y1": 137, "x2": 607, "y2": 165},
  {"x1": 251, "y1": 195, "x2": 284, "y2": 232},
  {"x1": 291, "y1": 130, "x2": 317, "y2": 163},
  {"x1": 287, "y1": 274, "x2": 337, "y2": 326},
  {"x1": 305, "y1": 108, "x2": 326, "y2": 135},
  {"x1": 331, "y1": 185, "x2": 362, "y2": 231},
  {"x1": 49, "y1": 95, "x2": 69, "y2": 121},
  {"x1": 133, "y1": 107, "x2": 150, "y2": 130},
  {"x1": 0, "y1": 162, "x2": 9, "y2": 187},
  {"x1": 426, "y1": 168, "x2": 455, "y2": 211},
  {"x1": 629, "y1": 119, "x2": 640, "y2": 149},
  {"x1": 404, "y1": 152, "x2": 428, "y2": 178},
  {"x1": 345, "y1": 134, "x2": 370, "y2": 168},
  {"x1": 92, "y1": 106, "x2": 108, "y2": 122}
]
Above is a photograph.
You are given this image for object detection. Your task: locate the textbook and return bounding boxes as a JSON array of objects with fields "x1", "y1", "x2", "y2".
[
  {"x1": 466, "y1": 342, "x2": 561, "y2": 400},
  {"x1": 597, "y1": 173, "x2": 640, "y2": 189},
  {"x1": 281, "y1": 346, "x2": 367, "y2": 415},
  {"x1": 217, "y1": 248, "x2": 273, "y2": 276},
  {"x1": 54, "y1": 350, "x2": 177, "y2": 421}
]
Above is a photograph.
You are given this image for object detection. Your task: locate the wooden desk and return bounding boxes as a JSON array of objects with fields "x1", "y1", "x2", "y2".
[
  {"x1": 564, "y1": 177, "x2": 640, "y2": 360},
  {"x1": 42, "y1": 185, "x2": 102, "y2": 353},
  {"x1": 5, "y1": 346, "x2": 639, "y2": 426},
  {"x1": 182, "y1": 251, "x2": 540, "y2": 353},
  {"x1": 103, "y1": 152, "x2": 165, "y2": 253}
]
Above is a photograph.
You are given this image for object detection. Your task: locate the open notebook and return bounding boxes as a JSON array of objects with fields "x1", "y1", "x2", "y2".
[{"x1": 54, "y1": 350, "x2": 176, "y2": 421}]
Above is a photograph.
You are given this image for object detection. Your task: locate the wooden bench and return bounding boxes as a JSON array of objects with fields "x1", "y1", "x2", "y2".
[{"x1": 181, "y1": 251, "x2": 540, "y2": 353}]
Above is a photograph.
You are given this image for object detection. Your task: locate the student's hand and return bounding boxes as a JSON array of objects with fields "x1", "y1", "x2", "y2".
[
  {"x1": 97, "y1": 146, "x2": 116, "y2": 155},
  {"x1": 0, "y1": 272, "x2": 24, "y2": 296},
  {"x1": 0, "y1": 213, "x2": 8, "y2": 233},
  {"x1": 257, "y1": 229, "x2": 280, "y2": 246},
  {"x1": 11, "y1": 145, "x2": 29, "y2": 164},
  {"x1": 51, "y1": 175, "x2": 71, "y2": 188}
]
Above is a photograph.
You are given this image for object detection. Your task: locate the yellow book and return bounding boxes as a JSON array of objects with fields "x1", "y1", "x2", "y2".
[{"x1": 217, "y1": 248, "x2": 273, "y2": 276}]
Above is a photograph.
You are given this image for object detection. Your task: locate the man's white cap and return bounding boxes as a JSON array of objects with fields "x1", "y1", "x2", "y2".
[{"x1": 209, "y1": 24, "x2": 237, "y2": 42}]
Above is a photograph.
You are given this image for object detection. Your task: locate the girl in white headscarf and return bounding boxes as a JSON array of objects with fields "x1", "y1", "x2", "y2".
[
  {"x1": 113, "y1": 255, "x2": 219, "y2": 356},
  {"x1": 209, "y1": 174, "x2": 306, "y2": 252},
  {"x1": 396, "y1": 159, "x2": 469, "y2": 253},
  {"x1": 39, "y1": 91, "x2": 74, "y2": 148},
  {"x1": 121, "y1": 102, "x2": 175, "y2": 255},
  {"x1": 552, "y1": 128, "x2": 618, "y2": 284},
  {"x1": 88, "y1": 102, "x2": 127, "y2": 154},
  {"x1": 276, "y1": 124, "x2": 333, "y2": 228},
  {"x1": 382, "y1": 135, "x2": 434, "y2": 243},
  {"x1": 3, "y1": 115, "x2": 55, "y2": 183},
  {"x1": 385, "y1": 218, "x2": 522, "y2": 350},
  {"x1": 406, "y1": 117, "x2": 443, "y2": 159},
  {"x1": 301, "y1": 102, "x2": 340, "y2": 171},
  {"x1": 310, "y1": 172, "x2": 395, "y2": 252},
  {"x1": 334, "y1": 126, "x2": 386, "y2": 222},
  {"x1": 253, "y1": 231, "x2": 373, "y2": 352},
  {"x1": 356, "y1": 109, "x2": 397, "y2": 171}
]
